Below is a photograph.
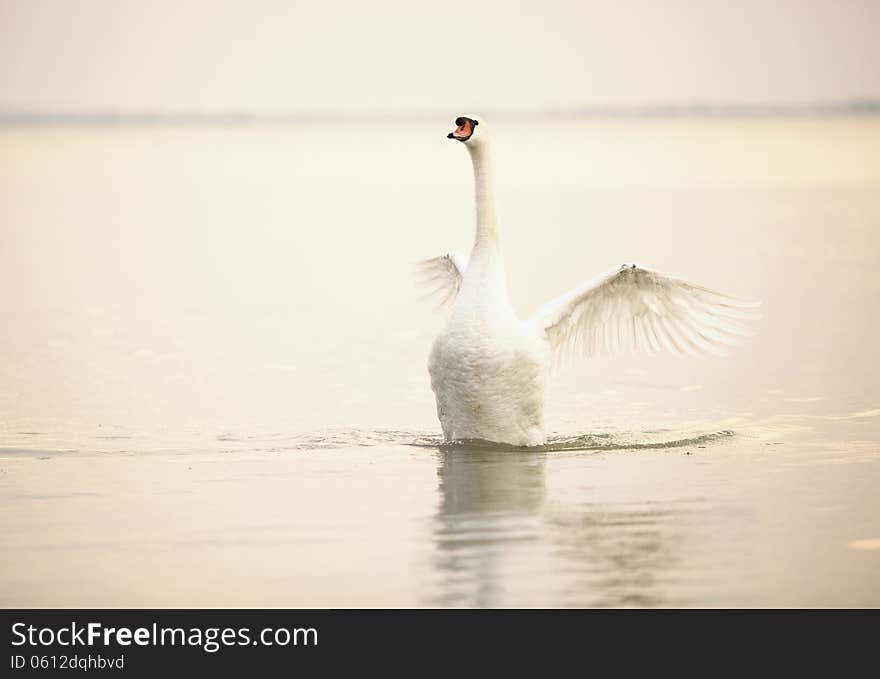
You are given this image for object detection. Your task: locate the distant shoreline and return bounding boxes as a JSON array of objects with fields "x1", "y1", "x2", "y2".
[{"x1": 2, "y1": 100, "x2": 879, "y2": 126}]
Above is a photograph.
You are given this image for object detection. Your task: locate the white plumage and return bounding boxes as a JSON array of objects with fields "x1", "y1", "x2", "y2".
[{"x1": 420, "y1": 115, "x2": 759, "y2": 446}]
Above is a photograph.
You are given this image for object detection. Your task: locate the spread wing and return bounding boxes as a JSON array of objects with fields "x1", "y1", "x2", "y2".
[
  {"x1": 416, "y1": 252, "x2": 467, "y2": 308},
  {"x1": 532, "y1": 264, "x2": 760, "y2": 364}
]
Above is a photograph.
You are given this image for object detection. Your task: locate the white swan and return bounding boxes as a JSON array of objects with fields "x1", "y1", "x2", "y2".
[{"x1": 419, "y1": 115, "x2": 759, "y2": 447}]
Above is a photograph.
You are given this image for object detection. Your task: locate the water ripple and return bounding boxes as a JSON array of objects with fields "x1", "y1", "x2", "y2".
[
  {"x1": 1, "y1": 428, "x2": 735, "y2": 456},
  {"x1": 277, "y1": 428, "x2": 735, "y2": 453}
]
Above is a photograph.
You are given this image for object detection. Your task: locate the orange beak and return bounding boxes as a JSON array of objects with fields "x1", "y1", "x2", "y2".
[{"x1": 447, "y1": 119, "x2": 473, "y2": 141}]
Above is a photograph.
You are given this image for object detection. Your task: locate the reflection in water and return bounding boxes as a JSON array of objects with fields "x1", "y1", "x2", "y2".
[
  {"x1": 430, "y1": 441, "x2": 699, "y2": 607},
  {"x1": 546, "y1": 501, "x2": 695, "y2": 607},
  {"x1": 431, "y1": 446, "x2": 547, "y2": 606}
]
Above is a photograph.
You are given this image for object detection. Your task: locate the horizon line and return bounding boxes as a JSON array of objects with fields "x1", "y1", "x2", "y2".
[{"x1": 2, "y1": 99, "x2": 879, "y2": 126}]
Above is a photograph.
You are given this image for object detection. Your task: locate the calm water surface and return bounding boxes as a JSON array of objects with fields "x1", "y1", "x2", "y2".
[{"x1": 1, "y1": 118, "x2": 879, "y2": 606}]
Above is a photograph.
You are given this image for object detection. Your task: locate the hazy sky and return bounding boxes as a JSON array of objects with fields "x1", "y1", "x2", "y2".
[{"x1": 1, "y1": 0, "x2": 878, "y2": 113}]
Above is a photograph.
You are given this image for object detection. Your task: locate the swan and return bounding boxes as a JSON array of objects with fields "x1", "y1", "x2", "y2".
[{"x1": 419, "y1": 114, "x2": 759, "y2": 447}]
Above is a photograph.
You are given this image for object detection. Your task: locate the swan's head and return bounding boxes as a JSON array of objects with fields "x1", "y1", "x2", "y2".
[{"x1": 447, "y1": 114, "x2": 483, "y2": 145}]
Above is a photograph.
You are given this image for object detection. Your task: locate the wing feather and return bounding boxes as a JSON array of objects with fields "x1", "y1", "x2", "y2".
[
  {"x1": 416, "y1": 252, "x2": 466, "y2": 308},
  {"x1": 532, "y1": 264, "x2": 760, "y2": 363}
]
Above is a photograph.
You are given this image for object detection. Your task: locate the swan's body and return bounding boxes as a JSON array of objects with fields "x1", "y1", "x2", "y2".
[
  {"x1": 420, "y1": 115, "x2": 758, "y2": 447},
  {"x1": 427, "y1": 247, "x2": 550, "y2": 446}
]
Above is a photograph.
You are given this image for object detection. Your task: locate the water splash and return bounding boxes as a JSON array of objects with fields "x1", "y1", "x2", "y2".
[
  {"x1": 422, "y1": 430, "x2": 735, "y2": 453},
  {"x1": 254, "y1": 428, "x2": 735, "y2": 453}
]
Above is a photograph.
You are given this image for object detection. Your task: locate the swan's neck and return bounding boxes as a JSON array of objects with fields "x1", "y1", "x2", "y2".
[
  {"x1": 466, "y1": 142, "x2": 499, "y2": 253},
  {"x1": 459, "y1": 138, "x2": 513, "y2": 316}
]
